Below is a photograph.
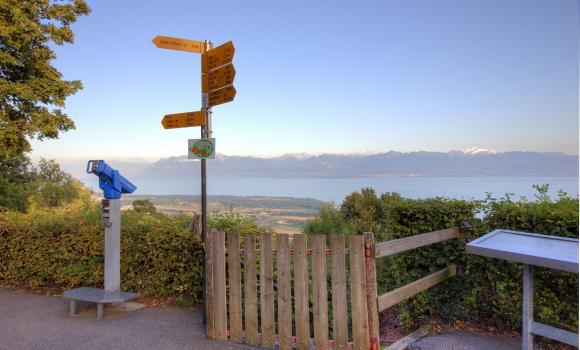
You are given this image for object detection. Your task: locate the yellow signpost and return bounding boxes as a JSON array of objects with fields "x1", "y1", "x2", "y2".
[
  {"x1": 208, "y1": 86, "x2": 237, "y2": 107},
  {"x1": 202, "y1": 41, "x2": 235, "y2": 73},
  {"x1": 202, "y1": 63, "x2": 236, "y2": 93},
  {"x1": 152, "y1": 35, "x2": 205, "y2": 53},
  {"x1": 153, "y1": 37, "x2": 236, "y2": 325},
  {"x1": 162, "y1": 111, "x2": 207, "y2": 129}
]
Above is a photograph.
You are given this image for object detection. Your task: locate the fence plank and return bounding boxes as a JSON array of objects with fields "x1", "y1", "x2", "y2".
[
  {"x1": 331, "y1": 235, "x2": 348, "y2": 350},
  {"x1": 213, "y1": 230, "x2": 227, "y2": 340},
  {"x1": 364, "y1": 232, "x2": 380, "y2": 350},
  {"x1": 276, "y1": 234, "x2": 292, "y2": 350},
  {"x1": 375, "y1": 227, "x2": 459, "y2": 258},
  {"x1": 204, "y1": 228, "x2": 215, "y2": 339},
  {"x1": 293, "y1": 234, "x2": 310, "y2": 350},
  {"x1": 350, "y1": 235, "x2": 369, "y2": 350},
  {"x1": 378, "y1": 265, "x2": 457, "y2": 312},
  {"x1": 227, "y1": 232, "x2": 242, "y2": 343},
  {"x1": 260, "y1": 233, "x2": 275, "y2": 348},
  {"x1": 244, "y1": 233, "x2": 258, "y2": 346},
  {"x1": 312, "y1": 235, "x2": 329, "y2": 350}
]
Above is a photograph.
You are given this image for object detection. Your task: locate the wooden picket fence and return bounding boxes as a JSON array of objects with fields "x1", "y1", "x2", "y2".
[
  {"x1": 204, "y1": 229, "x2": 380, "y2": 350},
  {"x1": 204, "y1": 227, "x2": 460, "y2": 350}
]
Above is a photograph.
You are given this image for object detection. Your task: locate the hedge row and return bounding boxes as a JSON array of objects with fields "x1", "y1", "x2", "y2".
[{"x1": 0, "y1": 201, "x2": 267, "y2": 302}]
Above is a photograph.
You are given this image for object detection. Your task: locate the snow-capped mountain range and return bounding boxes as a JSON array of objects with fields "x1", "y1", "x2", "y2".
[{"x1": 63, "y1": 149, "x2": 578, "y2": 180}]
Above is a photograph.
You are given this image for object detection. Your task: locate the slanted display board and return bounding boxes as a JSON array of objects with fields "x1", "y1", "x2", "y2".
[{"x1": 466, "y1": 229, "x2": 578, "y2": 273}]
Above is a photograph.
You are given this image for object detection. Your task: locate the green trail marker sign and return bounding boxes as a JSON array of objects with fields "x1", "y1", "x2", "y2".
[{"x1": 188, "y1": 138, "x2": 216, "y2": 159}]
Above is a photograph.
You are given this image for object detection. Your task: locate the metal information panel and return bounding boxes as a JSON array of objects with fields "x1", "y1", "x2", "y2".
[
  {"x1": 467, "y1": 229, "x2": 579, "y2": 349},
  {"x1": 466, "y1": 229, "x2": 578, "y2": 273}
]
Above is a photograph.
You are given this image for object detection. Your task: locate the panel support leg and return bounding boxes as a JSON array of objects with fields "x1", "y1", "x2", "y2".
[
  {"x1": 69, "y1": 300, "x2": 77, "y2": 316},
  {"x1": 96, "y1": 303, "x2": 104, "y2": 320},
  {"x1": 522, "y1": 264, "x2": 534, "y2": 350}
]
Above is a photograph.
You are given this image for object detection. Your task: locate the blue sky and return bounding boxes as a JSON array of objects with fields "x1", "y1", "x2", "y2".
[{"x1": 30, "y1": 0, "x2": 579, "y2": 161}]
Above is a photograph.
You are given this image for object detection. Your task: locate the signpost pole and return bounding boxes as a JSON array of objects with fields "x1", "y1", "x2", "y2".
[{"x1": 201, "y1": 40, "x2": 213, "y2": 325}]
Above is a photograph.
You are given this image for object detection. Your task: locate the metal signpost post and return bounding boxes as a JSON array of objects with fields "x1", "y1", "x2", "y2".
[{"x1": 153, "y1": 35, "x2": 236, "y2": 324}]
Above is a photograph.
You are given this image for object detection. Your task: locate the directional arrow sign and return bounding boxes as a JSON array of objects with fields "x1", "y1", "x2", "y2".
[
  {"x1": 152, "y1": 35, "x2": 205, "y2": 53},
  {"x1": 161, "y1": 111, "x2": 207, "y2": 129},
  {"x1": 202, "y1": 41, "x2": 235, "y2": 73},
  {"x1": 202, "y1": 63, "x2": 236, "y2": 92},
  {"x1": 208, "y1": 85, "x2": 236, "y2": 107}
]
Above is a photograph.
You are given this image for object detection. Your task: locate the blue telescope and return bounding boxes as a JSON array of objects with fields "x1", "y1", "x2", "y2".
[{"x1": 86, "y1": 160, "x2": 137, "y2": 199}]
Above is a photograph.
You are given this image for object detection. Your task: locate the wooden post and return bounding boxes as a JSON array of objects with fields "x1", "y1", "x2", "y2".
[
  {"x1": 227, "y1": 232, "x2": 242, "y2": 343},
  {"x1": 244, "y1": 233, "x2": 259, "y2": 346},
  {"x1": 364, "y1": 232, "x2": 380, "y2": 350},
  {"x1": 204, "y1": 228, "x2": 215, "y2": 339},
  {"x1": 350, "y1": 235, "x2": 369, "y2": 350},
  {"x1": 312, "y1": 235, "x2": 329, "y2": 350},
  {"x1": 277, "y1": 234, "x2": 292, "y2": 350},
  {"x1": 293, "y1": 234, "x2": 310, "y2": 350},
  {"x1": 260, "y1": 234, "x2": 275, "y2": 348},
  {"x1": 331, "y1": 235, "x2": 348, "y2": 350},
  {"x1": 213, "y1": 229, "x2": 227, "y2": 340}
]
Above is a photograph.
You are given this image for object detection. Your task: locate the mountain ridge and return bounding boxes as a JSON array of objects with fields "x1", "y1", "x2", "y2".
[
  {"x1": 60, "y1": 150, "x2": 578, "y2": 180},
  {"x1": 127, "y1": 150, "x2": 578, "y2": 179}
]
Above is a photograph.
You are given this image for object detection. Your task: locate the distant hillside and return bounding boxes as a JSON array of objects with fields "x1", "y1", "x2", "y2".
[{"x1": 133, "y1": 150, "x2": 578, "y2": 179}]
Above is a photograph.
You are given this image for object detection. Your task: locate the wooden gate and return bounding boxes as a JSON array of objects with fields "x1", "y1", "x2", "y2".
[
  {"x1": 204, "y1": 227, "x2": 460, "y2": 349},
  {"x1": 204, "y1": 230, "x2": 380, "y2": 350}
]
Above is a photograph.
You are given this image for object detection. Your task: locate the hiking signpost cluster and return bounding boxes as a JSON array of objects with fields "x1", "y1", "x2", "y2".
[
  {"x1": 153, "y1": 36, "x2": 235, "y2": 326},
  {"x1": 152, "y1": 34, "x2": 236, "y2": 245}
]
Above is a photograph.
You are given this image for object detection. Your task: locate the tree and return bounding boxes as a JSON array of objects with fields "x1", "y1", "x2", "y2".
[
  {"x1": 29, "y1": 158, "x2": 89, "y2": 209},
  {"x1": 132, "y1": 199, "x2": 157, "y2": 214},
  {"x1": 303, "y1": 203, "x2": 354, "y2": 236},
  {"x1": 0, "y1": 154, "x2": 35, "y2": 211},
  {"x1": 0, "y1": 0, "x2": 90, "y2": 157}
]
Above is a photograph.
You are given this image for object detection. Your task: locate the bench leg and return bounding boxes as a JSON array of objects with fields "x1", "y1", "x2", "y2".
[
  {"x1": 96, "y1": 303, "x2": 104, "y2": 320},
  {"x1": 69, "y1": 300, "x2": 77, "y2": 316}
]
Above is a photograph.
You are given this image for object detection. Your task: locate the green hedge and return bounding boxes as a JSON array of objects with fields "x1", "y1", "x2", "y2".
[{"x1": 0, "y1": 201, "x2": 268, "y2": 302}]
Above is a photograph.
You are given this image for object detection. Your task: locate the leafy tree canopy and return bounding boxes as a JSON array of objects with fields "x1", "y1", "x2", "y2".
[{"x1": 0, "y1": 0, "x2": 90, "y2": 157}]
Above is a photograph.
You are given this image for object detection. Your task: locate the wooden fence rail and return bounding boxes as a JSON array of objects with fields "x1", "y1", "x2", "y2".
[
  {"x1": 376, "y1": 227, "x2": 460, "y2": 350},
  {"x1": 375, "y1": 227, "x2": 459, "y2": 258}
]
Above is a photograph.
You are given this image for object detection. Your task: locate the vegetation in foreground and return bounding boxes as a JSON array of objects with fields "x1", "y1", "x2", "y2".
[{"x1": 303, "y1": 185, "x2": 578, "y2": 336}]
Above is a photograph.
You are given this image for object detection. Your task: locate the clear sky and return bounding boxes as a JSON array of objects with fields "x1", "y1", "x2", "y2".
[{"x1": 30, "y1": 0, "x2": 579, "y2": 162}]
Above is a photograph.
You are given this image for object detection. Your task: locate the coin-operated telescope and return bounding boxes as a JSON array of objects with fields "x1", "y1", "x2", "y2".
[
  {"x1": 63, "y1": 160, "x2": 138, "y2": 320},
  {"x1": 87, "y1": 160, "x2": 137, "y2": 199}
]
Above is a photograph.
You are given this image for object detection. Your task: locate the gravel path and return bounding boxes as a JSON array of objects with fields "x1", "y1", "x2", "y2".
[{"x1": 0, "y1": 288, "x2": 253, "y2": 350}]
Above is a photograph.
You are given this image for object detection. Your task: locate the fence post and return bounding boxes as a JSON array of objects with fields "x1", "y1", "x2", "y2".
[
  {"x1": 350, "y1": 235, "x2": 369, "y2": 350},
  {"x1": 204, "y1": 227, "x2": 214, "y2": 339},
  {"x1": 213, "y1": 229, "x2": 227, "y2": 341},
  {"x1": 364, "y1": 232, "x2": 380, "y2": 350}
]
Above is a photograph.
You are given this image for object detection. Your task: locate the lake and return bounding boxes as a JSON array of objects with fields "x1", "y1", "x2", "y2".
[{"x1": 83, "y1": 177, "x2": 579, "y2": 204}]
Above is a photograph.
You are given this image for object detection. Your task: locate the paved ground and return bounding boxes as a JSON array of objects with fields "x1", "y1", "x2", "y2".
[
  {"x1": 410, "y1": 330, "x2": 520, "y2": 350},
  {"x1": 0, "y1": 288, "x2": 253, "y2": 350},
  {"x1": 1, "y1": 288, "x2": 529, "y2": 350}
]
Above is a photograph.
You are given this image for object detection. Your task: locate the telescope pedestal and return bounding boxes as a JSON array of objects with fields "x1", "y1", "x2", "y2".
[
  {"x1": 104, "y1": 199, "x2": 121, "y2": 292},
  {"x1": 63, "y1": 199, "x2": 139, "y2": 319}
]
